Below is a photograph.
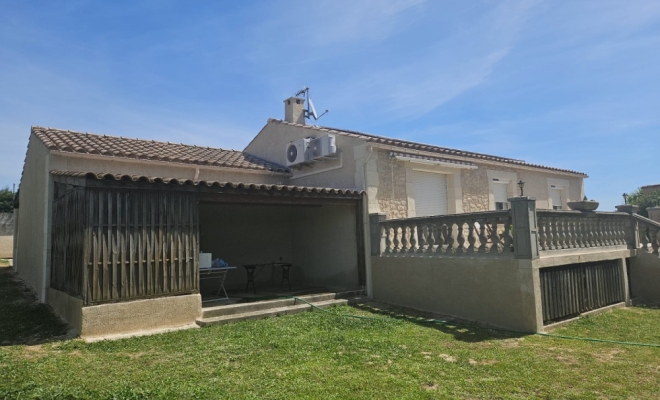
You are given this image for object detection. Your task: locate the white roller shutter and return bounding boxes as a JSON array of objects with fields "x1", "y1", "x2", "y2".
[
  {"x1": 550, "y1": 188, "x2": 563, "y2": 209},
  {"x1": 413, "y1": 170, "x2": 448, "y2": 217},
  {"x1": 493, "y1": 183, "x2": 508, "y2": 205}
]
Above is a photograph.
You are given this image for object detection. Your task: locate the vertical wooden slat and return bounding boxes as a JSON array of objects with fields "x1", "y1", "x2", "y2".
[
  {"x1": 130, "y1": 192, "x2": 137, "y2": 297},
  {"x1": 120, "y1": 192, "x2": 127, "y2": 298},
  {"x1": 192, "y1": 194, "x2": 199, "y2": 291},
  {"x1": 176, "y1": 194, "x2": 182, "y2": 292}
]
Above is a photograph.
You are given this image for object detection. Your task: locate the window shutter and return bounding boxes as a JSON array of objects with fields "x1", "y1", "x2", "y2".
[
  {"x1": 413, "y1": 170, "x2": 448, "y2": 217},
  {"x1": 493, "y1": 183, "x2": 508, "y2": 205},
  {"x1": 550, "y1": 189, "x2": 563, "y2": 209}
]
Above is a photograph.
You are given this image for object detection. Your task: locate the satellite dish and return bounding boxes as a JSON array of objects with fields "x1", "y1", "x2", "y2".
[{"x1": 295, "y1": 87, "x2": 328, "y2": 121}]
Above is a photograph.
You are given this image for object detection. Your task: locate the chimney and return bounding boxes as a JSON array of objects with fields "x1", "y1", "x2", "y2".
[{"x1": 284, "y1": 97, "x2": 305, "y2": 124}]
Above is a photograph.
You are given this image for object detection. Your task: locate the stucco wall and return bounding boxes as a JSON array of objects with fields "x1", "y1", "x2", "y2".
[
  {"x1": 50, "y1": 153, "x2": 285, "y2": 184},
  {"x1": 629, "y1": 251, "x2": 660, "y2": 304},
  {"x1": 291, "y1": 204, "x2": 360, "y2": 288},
  {"x1": 244, "y1": 121, "x2": 366, "y2": 189},
  {"x1": 461, "y1": 167, "x2": 490, "y2": 212},
  {"x1": 371, "y1": 256, "x2": 541, "y2": 332},
  {"x1": 15, "y1": 134, "x2": 52, "y2": 300}
]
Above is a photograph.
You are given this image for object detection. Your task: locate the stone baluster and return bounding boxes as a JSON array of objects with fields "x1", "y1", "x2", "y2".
[
  {"x1": 602, "y1": 217, "x2": 611, "y2": 246},
  {"x1": 585, "y1": 217, "x2": 595, "y2": 247},
  {"x1": 618, "y1": 217, "x2": 626, "y2": 245},
  {"x1": 417, "y1": 225, "x2": 427, "y2": 253},
  {"x1": 409, "y1": 225, "x2": 418, "y2": 252},
  {"x1": 490, "y1": 219, "x2": 501, "y2": 253},
  {"x1": 437, "y1": 224, "x2": 446, "y2": 253},
  {"x1": 393, "y1": 226, "x2": 402, "y2": 252},
  {"x1": 545, "y1": 218, "x2": 554, "y2": 250},
  {"x1": 640, "y1": 225, "x2": 649, "y2": 251},
  {"x1": 467, "y1": 220, "x2": 477, "y2": 253},
  {"x1": 380, "y1": 226, "x2": 388, "y2": 254},
  {"x1": 400, "y1": 225, "x2": 409, "y2": 252},
  {"x1": 564, "y1": 217, "x2": 573, "y2": 248},
  {"x1": 505, "y1": 216, "x2": 514, "y2": 252},
  {"x1": 478, "y1": 218, "x2": 489, "y2": 253},
  {"x1": 649, "y1": 227, "x2": 660, "y2": 256},
  {"x1": 445, "y1": 222, "x2": 456, "y2": 253},
  {"x1": 559, "y1": 218, "x2": 568, "y2": 249},
  {"x1": 455, "y1": 222, "x2": 466, "y2": 253},
  {"x1": 386, "y1": 226, "x2": 394, "y2": 253},
  {"x1": 551, "y1": 218, "x2": 560, "y2": 249},
  {"x1": 537, "y1": 218, "x2": 546, "y2": 251},
  {"x1": 570, "y1": 218, "x2": 579, "y2": 248},
  {"x1": 595, "y1": 218, "x2": 604, "y2": 247}
]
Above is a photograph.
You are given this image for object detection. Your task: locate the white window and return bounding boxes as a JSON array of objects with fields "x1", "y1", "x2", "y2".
[
  {"x1": 413, "y1": 170, "x2": 448, "y2": 217},
  {"x1": 492, "y1": 182, "x2": 509, "y2": 210},
  {"x1": 550, "y1": 187, "x2": 563, "y2": 210}
]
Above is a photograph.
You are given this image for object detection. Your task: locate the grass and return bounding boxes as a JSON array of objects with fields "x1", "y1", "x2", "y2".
[
  {"x1": 0, "y1": 259, "x2": 9, "y2": 267},
  {"x1": 1, "y1": 269, "x2": 659, "y2": 399}
]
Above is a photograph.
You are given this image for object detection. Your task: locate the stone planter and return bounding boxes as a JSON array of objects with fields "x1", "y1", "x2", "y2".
[{"x1": 567, "y1": 200, "x2": 599, "y2": 211}]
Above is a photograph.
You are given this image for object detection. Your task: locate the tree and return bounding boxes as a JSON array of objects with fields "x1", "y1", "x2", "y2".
[
  {"x1": 0, "y1": 186, "x2": 14, "y2": 213},
  {"x1": 626, "y1": 188, "x2": 660, "y2": 218}
]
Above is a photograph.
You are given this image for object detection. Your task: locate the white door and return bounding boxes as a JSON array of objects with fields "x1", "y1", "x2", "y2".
[
  {"x1": 492, "y1": 182, "x2": 509, "y2": 210},
  {"x1": 550, "y1": 188, "x2": 563, "y2": 210},
  {"x1": 413, "y1": 170, "x2": 448, "y2": 217}
]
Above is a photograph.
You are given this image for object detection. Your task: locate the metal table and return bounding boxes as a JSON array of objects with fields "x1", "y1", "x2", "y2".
[
  {"x1": 242, "y1": 263, "x2": 293, "y2": 294},
  {"x1": 200, "y1": 266, "x2": 236, "y2": 302}
]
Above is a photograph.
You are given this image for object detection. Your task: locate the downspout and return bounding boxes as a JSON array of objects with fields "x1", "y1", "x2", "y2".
[{"x1": 362, "y1": 146, "x2": 374, "y2": 298}]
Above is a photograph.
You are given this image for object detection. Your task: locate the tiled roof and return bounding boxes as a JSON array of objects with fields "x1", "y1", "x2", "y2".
[
  {"x1": 33, "y1": 126, "x2": 289, "y2": 174},
  {"x1": 268, "y1": 119, "x2": 588, "y2": 177},
  {"x1": 50, "y1": 170, "x2": 363, "y2": 197}
]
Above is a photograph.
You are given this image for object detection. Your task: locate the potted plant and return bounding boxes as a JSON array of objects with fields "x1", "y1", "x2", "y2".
[{"x1": 567, "y1": 196, "x2": 599, "y2": 211}]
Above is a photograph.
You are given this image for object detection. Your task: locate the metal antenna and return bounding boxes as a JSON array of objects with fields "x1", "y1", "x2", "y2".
[{"x1": 295, "y1": 87, "x2": 328, "y2": 121}]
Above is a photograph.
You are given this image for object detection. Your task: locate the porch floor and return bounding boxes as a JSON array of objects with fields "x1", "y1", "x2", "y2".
[{"x1": 201, "y1": 284, "x2": 362, "y2": 308}]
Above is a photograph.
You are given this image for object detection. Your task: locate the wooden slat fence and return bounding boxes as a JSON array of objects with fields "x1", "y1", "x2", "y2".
[
  {"x1": 51, "y1": 186, "x2": 199, "y2": 305},
  {"x1": 51, "y1": 187, "x2": 86, "y2": 297},
  {"x1": 540, "y1": 260, "x2": 625, "y2": 324},
  {"x1": 84, "y1": 189, "x2": 199, "y2": 305}
]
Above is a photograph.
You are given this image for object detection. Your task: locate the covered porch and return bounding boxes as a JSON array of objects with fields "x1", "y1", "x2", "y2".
[{"x1": 47, "y1": 171, "x2": 366, "y2": 337}]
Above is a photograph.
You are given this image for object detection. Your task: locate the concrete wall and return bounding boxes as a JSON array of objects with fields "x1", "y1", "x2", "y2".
[
  {"x1": 50, "y1": 153, "x2": 286, "y2": 184},
  {"x1": 14, "y1": 133, "x2": 52, "y2": 301},
  {"x1": 629, "y1": 251, "x2": 660, "y2": 304},
  {"x1": 291, "y1": 204, "x2": 360, "y2": 289},
  {"x1": 244, "y1": 121, "x2": 366, "y2": 189},
  {"x1": 48, "y1": 288, "x2": 201, "y2": 338},
  {"x1": 371, "y1": 256, "x2": 541, "y2": 332}
]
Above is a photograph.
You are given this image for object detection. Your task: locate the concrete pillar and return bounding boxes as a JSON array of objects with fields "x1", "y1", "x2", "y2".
[
  {"x1": 369, "y1": 213, "x2": 386, "y2": 256},
  {"x1": 509, "y1": 196, "x2": 539, "y2": 260},
  {"x1": 615, "y1": 204, "x2": 638, "y2": 215},
  {"x1": 648, "y1": 206, "x2": 660, "y2": 223}
]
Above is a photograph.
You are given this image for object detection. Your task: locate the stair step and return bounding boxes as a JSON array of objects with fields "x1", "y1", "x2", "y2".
[
  {"x1": 201, "y1": 289, "x2": 365, "y2": 319},
  {"x1": 196, "y1": 297, "x2": 364, "y2": 327}
]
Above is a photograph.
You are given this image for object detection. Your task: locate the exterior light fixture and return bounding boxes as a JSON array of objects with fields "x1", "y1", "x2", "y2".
[
  {"x1": 623, "y1": 193, "x2": 628, "y2": 205},
  {"x1": 518, "y1": 180, "x2": 525, "y2": 196}
]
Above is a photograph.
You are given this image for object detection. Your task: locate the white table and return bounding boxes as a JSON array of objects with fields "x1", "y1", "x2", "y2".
[{"x1": 200, "y1": 266, "x2": 237, "y2": 302}]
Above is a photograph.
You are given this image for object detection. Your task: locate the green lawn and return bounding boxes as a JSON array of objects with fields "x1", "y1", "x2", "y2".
[{"x1": 1, "y1": 268, "x2": 659, "y2": 399}]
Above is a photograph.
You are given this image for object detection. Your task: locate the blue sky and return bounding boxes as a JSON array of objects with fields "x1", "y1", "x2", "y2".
[{"x1": 1, "y1": 0, "x2": 659, "y2": 210}]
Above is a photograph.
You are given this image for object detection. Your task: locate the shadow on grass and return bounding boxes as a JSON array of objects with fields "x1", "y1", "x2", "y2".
[
  {"x1": 352, "y1": 302, "x2": 528, "y2": 343},
  {"x1": 0, "y1": 267, "x2": 70, "y2": 346}
]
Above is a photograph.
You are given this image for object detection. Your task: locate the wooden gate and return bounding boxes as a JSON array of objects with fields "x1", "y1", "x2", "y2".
[{"x1": 540, "y1": 260, "x2": 625, "y2": 324}]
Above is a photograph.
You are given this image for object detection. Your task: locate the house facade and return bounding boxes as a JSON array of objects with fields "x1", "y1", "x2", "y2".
[{"x1": 245, "y1": 97, "x2": 587, "y2": 221}]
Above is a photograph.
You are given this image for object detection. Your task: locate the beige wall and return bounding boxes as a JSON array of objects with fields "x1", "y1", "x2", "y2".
[
  {"x1": 629, "y1": 251, "x2": 660, "y2": 304},
  {"x1": 371, "y1": 256, "x2": 542, "y2": 332},
  {"x1": 291, "y1": 204, "x2": 360, "y2": 288},
  {"x1": 244, "y1": 121, "x2": 366, "y2": 189},
  {"x1": 50, "y1": 153, "x2": 286, "y2": 184},
  {"x1": 15, "y1": 134, "x2": 52, "y2": 301}
]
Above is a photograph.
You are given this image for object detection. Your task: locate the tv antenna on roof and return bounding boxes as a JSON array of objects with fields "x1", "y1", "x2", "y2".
[{"x1": 295, "y1": 87, "x2": 328, "y2": 121}]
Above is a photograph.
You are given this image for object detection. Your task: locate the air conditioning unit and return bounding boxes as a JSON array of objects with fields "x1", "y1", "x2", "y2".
[
  {"x1": 310, "y1": 134, "x2": 337, "y2": 159},
  {"x1": 285, "y1": 138, "x2": 312, "y2": 166}
]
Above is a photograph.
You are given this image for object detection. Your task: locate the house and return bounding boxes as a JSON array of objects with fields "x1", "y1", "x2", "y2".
[
  {"x1": 11, "y1": 95, "x2": 660, "y2": 337},
  {"x1": 245, "y1": 97, "x2": 588, "y2": 220},
  {"x1": 13, "y1": 126, "x2": 366, "y2": 337}
]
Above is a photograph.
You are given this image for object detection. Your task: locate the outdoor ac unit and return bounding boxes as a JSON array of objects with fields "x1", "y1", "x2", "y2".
[
  {"x1": 285, "y1": 138, "x2": 312, "y2": 166},
  {"x1": 310, "y1": 134, "x2": 337, "y2": 159}
]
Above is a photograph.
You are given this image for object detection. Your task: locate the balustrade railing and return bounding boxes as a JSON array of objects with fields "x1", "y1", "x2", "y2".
[
  {"x1": 379, "y1": 211, "x2": 513, "y2": 256},
  {"x1": 634, "y1": 214, "x2": 660, "y2": 256},
  {"x1": 536, "y1": 210, "x2": 629, "y2": 251}
]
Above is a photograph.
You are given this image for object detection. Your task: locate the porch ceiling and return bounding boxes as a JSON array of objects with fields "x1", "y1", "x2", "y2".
[{"x1": 50, "y1": 170, "x2": 364, "y2": 200}]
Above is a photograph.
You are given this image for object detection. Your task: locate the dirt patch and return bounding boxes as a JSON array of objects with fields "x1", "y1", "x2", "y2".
[
  {"x1": 422, "y1": 383, "x2": 438, "y2": 391},
  {"x1": 592, "y1": 349, "x2": 625, "y2": 363},
  {"x1": 439, "y1": 354, "x2": 456, "y2": 362},
  {"x1": 469, "y1": 358, "x2": 498, "y2": 366}
]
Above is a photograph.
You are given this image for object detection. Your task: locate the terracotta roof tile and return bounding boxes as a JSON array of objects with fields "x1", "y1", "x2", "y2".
[
  {"x1": 33, "y1": 126, "x2": 289, "y2": 174},
  {"x1": 268, "y1": 119, "x2": 588, "y2": 177}
]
